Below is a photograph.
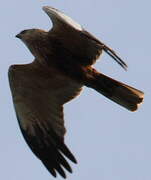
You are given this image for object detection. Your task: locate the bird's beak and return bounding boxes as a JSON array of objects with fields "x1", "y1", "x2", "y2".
[{"x1": 16, "y1": 33, "x2": 21, "y2": 39}]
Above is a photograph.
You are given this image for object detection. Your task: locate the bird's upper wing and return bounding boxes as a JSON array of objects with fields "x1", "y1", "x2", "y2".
[
  {"x1": 43, "y1": 6, "x2": 127, "y2": 70},
  {"x1": 43, "y1": 6, "x2": 103, "y2": 66},
  {"x1": 8, "y1": 61, "x2": 83, "y2": 178}
]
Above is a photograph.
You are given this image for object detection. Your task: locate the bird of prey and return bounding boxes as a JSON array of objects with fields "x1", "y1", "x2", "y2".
[{"x1": 8, "y1": 6, "x2": 144, "y2": 178}]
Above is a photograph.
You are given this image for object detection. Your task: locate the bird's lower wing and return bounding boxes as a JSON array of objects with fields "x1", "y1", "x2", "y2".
[{"x1": 8, "y1": 62, "x2": 82, "y2": 178}]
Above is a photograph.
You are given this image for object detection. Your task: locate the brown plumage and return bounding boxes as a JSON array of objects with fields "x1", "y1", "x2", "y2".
[{"x1": 8, "y1": 6, "x2": 144, "y2": 178}]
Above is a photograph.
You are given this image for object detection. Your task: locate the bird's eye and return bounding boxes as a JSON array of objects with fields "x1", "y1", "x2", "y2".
[{"x1": 20, "y1": 30, "x2": 27, "y2": 35}]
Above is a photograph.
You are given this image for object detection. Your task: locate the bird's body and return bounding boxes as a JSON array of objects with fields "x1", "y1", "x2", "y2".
[{"x1": 9, "y1": 6, "x2": 144, "y2": 178}]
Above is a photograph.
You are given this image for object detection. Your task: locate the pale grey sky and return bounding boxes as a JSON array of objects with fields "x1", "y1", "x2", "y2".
[{"x1": 0, "y1": 0, "x2": 151, "y2": 180}]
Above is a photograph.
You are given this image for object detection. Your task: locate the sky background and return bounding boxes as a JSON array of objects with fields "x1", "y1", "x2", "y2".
[{"x1": 0, "y1": 0, "x2": 151, "y2": 180}]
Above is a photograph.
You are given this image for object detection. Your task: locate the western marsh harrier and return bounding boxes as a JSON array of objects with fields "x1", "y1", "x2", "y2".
[{"x1": 8, "y1": 6, "x2": 144, "y2": 178}]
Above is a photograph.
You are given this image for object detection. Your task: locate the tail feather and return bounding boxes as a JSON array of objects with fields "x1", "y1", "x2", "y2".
[{"x1": 86, "y1": 71, "x2": 144, "y2": 111}]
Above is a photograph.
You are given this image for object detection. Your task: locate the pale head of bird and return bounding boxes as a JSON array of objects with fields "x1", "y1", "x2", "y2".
[
  {"x1": 16, "y1": 29, "x2": 48, "y2": 44},
  {"x1": 16, "y1": 29, "x2": 50, "y2": 60}
]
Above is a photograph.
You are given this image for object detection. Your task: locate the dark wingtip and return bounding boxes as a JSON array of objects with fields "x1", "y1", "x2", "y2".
[
  {"x1": 49, "y1": 169, "x2": 57, "y2": 178},
  {"x1": 80, "y1": 30, "x2": 128, "y2": 70},
  {"x1": 58, "y1": 142, "x2": 77, "y2": 164},
  {"x1": 56, "y1": 166, "x2": 67, "y2": 178},
  {"x1": 67, "y1": 152, "x2": 77, "y2": 164},
  {"x1": 65, "y1": 150, "x2": 77, "y2": 164},
  {"x1": 102, "y1": 45, "x2": 128, "y2": 71},
  {"x1": 72, "y1": 157, "x2": 78, "y2": 164}
]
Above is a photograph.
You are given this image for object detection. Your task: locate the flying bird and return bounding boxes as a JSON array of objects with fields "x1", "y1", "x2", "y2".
[{"x1": 8, "y1": 6, "x2": 144, "y2": 178}]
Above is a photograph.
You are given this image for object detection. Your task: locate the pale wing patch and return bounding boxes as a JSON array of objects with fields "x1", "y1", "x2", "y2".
[{"x1": 43, "y1": 6, "x2": 83, "y2": 31}]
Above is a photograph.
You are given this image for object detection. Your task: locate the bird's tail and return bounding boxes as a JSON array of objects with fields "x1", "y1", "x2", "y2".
[{"x1": 85, "y1": 69, "x2": 144, "y2": 111}]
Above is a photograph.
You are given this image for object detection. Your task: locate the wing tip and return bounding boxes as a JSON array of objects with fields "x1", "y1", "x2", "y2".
[
  {"x1": 42, "y1": 6, "x2": 83, "y2": 31},
  {"x1": 42, "y1": 6, "x2": 53, "y2": 13},
  {"x1": 59, "y1": 143, "x2": 78, "y2": 164}
]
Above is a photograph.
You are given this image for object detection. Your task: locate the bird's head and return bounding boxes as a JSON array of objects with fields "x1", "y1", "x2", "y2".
[
  {"x1": 16, "y1": 29, "x2": 49, "y2": 61},
  {"x1": 16, "y1": 29, "x2": 47, "y2": 42}
]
